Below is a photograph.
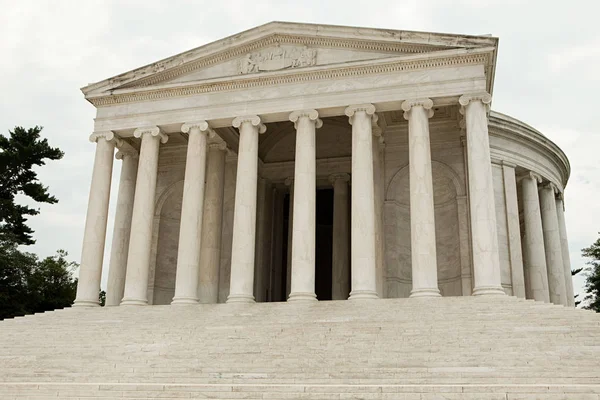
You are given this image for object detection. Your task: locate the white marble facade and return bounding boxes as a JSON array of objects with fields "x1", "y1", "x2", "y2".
[{"x1": 74, "y1": 22, "x2": 574, "y2": 308}]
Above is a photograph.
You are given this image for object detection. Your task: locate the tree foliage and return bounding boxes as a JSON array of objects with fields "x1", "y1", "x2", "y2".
[
  {"x1": 0, "y1": 126, "x2": 63, "y2": 245},
  {"x1": 0, "y1": 126, "x2": 76, "y2": 320},
  {"x1": 581, "y1": 235, "x2": 600, "y2": 312},
  {"x1": 0, "y1": 243, "x2": 77, "y2": 320}
]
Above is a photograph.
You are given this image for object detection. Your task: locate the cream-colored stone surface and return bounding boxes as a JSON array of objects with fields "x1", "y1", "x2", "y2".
[
  {"x1": 288, "y1": 110, "x2": 321, "y2": 302},
  {"x1": 556, "y1": 195, "x2": 575, "y2": 307},
  {"x1": 172, "y1": 122, "x2": 210, "y2": 305},
  {"x1": 521, "y1": 172, "x2": 550, "y2": 303},
  {"x1": 539, "y1": 182, "x2": 567, "y2": 306},
  {"x1": 105, "y1": 147, "x2": 138, "y2": 306},
  {"x1": 459, "y1": 93, "x2": 505, "y2": 296},
  {"x1": 330, "y1": 173, "x2": 350, "y2": 300},
  {"x1": 218, "y1": 158, "x2": 237, "y2": 303},
  {"x1": 346, "y1": 104, "x2": 378, "y2": 300},
  {"x1": 198, "y1": 141, "x2": 227, "y2": 304},
  {"x1": 227, "y1": 116, "x2": 265, "y2": 303},
  {"x1": 402, "y1": 98, "x2": 441, "y2": 298},
  {"x1": 74, "y1": 132, "x2": 119, "y2": 307},
  {"x1": 502, "y1": 163, "x2": 526, "y2": 298},
  {"x1": 121, "y1": 127, "x2": 168, "y2": 306}
]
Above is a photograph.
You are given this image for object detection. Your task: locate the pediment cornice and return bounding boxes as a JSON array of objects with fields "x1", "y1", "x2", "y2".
[
  {"x1": 82, "y1": 22, "x2": 499, "y2": 104},
  {"x1": 86, "y1": 47, "x2": 493, "y2": 108},
  {"x1": 115, "y1": 33, "x2": 454, "y2": 91}
]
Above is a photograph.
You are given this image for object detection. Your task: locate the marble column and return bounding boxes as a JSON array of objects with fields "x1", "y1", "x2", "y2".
[
  {"x1": 284, "y1": 177, "x2": 294, "y2": 297},
  {"x1": 556, "y1": 194, "x2": 575, "y2": 307},
  {"x1": 105, "y1": 144, "x2": 138, "y2": 306},
  {"x1": 198, "y1": 140, "x2": 227, "y2": 304},
  {"x1": 373, "y1": 133, "x2": 385, "y2": 298},
  {"x1": 330, "y1": 173, "x2": 350, "y2": 300},
  {"x1": 521, "y1": 172, "x2": 550, "y2": 302},
  {"x1": 345, "y1": 104, "x2": 378, "y2": 300},
  {"x1": 288, "y1": 110, "x2": 322, "y2": 302},
  {"x1": 501, "y1": 162, "x2": 526, "y2": 298},
  {"x1": 539, "y1": 182, "x2": 567, "y2": 306},
  {"x1": 121, "y1": 127, "x2": 168, "y2": 306},
  {"x1": 459, "y1": 93, "x2": 505, "y2": 296},
  {"x1": 227, "y1": 115, "x2": 266, "y2": 303},
  {"x1": 74, "y1": 131, "x2": 120, "y2": 307},
  {"x1": 172, "y1": 122, "x2": 211, "y2": 305},
  {"x1": 402, "y1": 98, "x2": 441, "y2": 298}
]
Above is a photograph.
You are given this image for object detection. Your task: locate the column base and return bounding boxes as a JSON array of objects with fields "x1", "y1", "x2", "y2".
[
  {"x1": 409, "y1": 288, "x2": 441, "y2": 298},
  {"x1": 288, "y1": 292, "x2": 317, "y2": 302},
  {"x1": 226, "y1": 294, "x2": 255, "y2": 304},
  {"x1": 348, "y1": 290, "x2": 379, "y2": 300},
  {"x1": 72, "y1": 299, "x2": 100, "y2": 307},
  {"x1": 120, "y1": 298, "x2": 148, "y2": 306},
  {"x1": 472, "y1": 286, "x2": 506, "y2": 296},
  {"x1": 171, "y1": 296, "x2": 199, "y2": 305}
]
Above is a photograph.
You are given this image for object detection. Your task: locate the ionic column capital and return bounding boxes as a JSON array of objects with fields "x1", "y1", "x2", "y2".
[
  {"x1": 345, "y1": 104, "x2": 377, "y2": 126},
  {"x1": 459, "y1": 92, "x2": 492, "y2": 114},
  {"x1": 232, "y1": 115, "x2": 267, "y2": 134},
  {"x1": 289, "y1": 109, "x2": 323, "y2": 129},
  {"x1": 401, "y1": 98, "x2": 434, "y2": 119},
  {"x1": 519, "y1": 171, "x2": 543, "y2": 183},
  {"x1": 329, "y1": 173, "x2": 350, "y2": 185},
  {"x1": 133, "y1": 126, "x2": 168, "y2": 144},
  {"x1": 115, "y1": 140, "x2": 138, "y2": 160},
  {"x1": 182, "y1": 120, "x2": 215, "y2": 137},
  {"x1": 208, "y1": 142, "x2": 228, "y2": 152},
  {"x1": 540, "y1": 181, "x2": 560, "y2": 194},
  {"x1": 89, "y1": 131, "x2": 122, "y2": 147}
]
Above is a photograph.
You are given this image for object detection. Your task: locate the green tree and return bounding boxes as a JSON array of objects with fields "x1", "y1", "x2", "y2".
[
  {"x1": 27, "y1": 250, "x2": 78, "y2": 314},
  {"x1": 0, "y1": 126, "x2": 63, "y2": 246},
  {"x1": 0, "y1": 126, "x2": 76, "y2": 320},
  {"x1": 0, "y1": 239, "x2": 37, "y2": 319},
  {"x1": 581, "y1": 235, "x2": 600, "y2": 312}
]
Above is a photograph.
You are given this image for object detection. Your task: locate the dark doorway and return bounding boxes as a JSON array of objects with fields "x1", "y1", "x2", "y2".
[{"x1": 315, "y1": 189, "x2": 333, "y2": 300}]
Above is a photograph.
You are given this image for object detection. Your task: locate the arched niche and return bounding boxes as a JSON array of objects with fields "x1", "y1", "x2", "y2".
[
  {"x1": 384, "y1": 161, "x2": 467, "y2": 298},
  {"x1": 151, "y1": 181, "x2": 184, "y2": 305}
]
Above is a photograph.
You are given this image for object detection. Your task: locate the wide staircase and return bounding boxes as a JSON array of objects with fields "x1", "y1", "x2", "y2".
[{"x1": 1, "y1": 296, "x2": 600, "y2": 399}]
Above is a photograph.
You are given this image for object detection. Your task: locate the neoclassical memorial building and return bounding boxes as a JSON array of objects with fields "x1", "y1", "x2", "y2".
[
  {"x1": 72, "y1": 21, "x2": 574, "y2": 308},
  {"x1": 5, "y1": 22, "x2": 600, "y2": 400}
]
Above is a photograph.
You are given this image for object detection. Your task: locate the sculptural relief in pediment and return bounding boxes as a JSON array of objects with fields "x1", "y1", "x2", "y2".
[
  {"x1": 238, "y1": 45, "x2": 316, "y2": 74},
  {"x1": 162, "y1": 44, "x2": 407, "y2": 86}
]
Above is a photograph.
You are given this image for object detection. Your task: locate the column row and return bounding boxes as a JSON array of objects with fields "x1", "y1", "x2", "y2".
[
  {"x1": 520, "y1": 173, "x2": 574, "y2": 306},
  {"x1": 75, "y1": 93, "x2": 509, "y2": 307}
]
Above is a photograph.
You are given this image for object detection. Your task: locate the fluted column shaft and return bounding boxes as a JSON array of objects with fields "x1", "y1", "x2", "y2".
[
  {"x1": 539, "y1": 183, "x2": 567, "y2": 305},
  {"x1": 346, "y1": 104, "x2": 378, "y2": 300},
  {"x1": 402, "y1": 99, "x2": 441, "y2": 298},
  {"x1": 227, "y1": 116, "x2": 266, "y2": 303},
  {"x1": 521, "y1": 172, "x2": 550, "y2": 302},
  {"x1": 459, "y1": 94, "x2": 505, "y2": 296},
  {"x1": 105, "y1": 148, "x2": 138, "y2": 306},
  {"x1": 285, "y1": 177, "x2": 294, "y2": 297},
  {"x1": 74, "y1": 132, "x2": 119, "y2": 307},
  {"x1": 288, "y1": 110, "x2": 322, "y2": 302},
  {"x1": 172, "y1": 122, "x2": 211, "y2": 305},
  {"x1": 330, "y1": 173, "x2": 350, "y2": 300},
  {"x1": 121, "y1": 127, "x2": 168, "y2": 306},
  {"x1": 198, "y1": 142, "x2": 227, "y2": 304},
  {"x1": 556, "y1": 195, "x2": 575, "y2": 307}
]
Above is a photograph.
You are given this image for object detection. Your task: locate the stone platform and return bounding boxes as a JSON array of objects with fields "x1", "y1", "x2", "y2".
[{"x1": 1, "y1": 297, "x2": 600, "y2": 399}]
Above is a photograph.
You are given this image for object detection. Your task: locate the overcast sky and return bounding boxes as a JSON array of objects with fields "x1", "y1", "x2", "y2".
[{"x1": 1, "y1": 0, "x2": 597, "y2": 299}]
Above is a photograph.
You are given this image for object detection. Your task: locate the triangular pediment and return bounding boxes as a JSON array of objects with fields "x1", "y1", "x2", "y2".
[{"x1": 82, "y1": 22, "x2": 498, "y2": 103}]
